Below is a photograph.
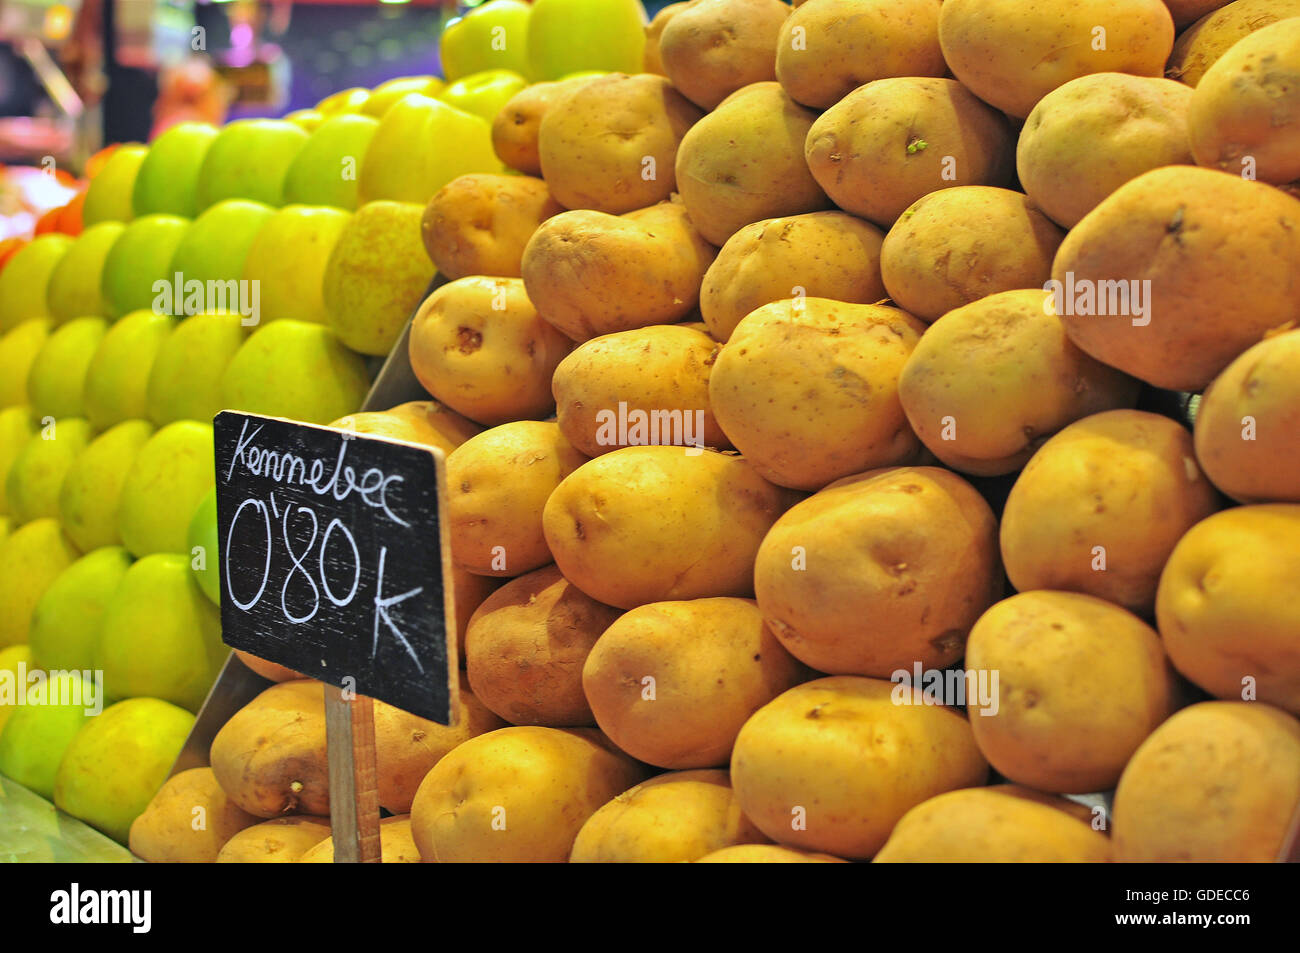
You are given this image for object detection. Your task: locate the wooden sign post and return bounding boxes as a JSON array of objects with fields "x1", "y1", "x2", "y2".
[{"x1": 212, "y1": 410, "x2": 458, "y2": 863}]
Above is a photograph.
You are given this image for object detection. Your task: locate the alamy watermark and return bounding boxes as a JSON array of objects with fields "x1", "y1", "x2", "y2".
[
  {"x1": 152, "y1": 272, "x2": 260, "y2": 326},
  {"x1": 1044, "y1": 273, "x2": 1151, "y2": 327},
  {"x1": 594, "y1": 401, "x2": 705, "y2": 455},
  {"x1": 891, "y1": 662, "x2": 999, "y2": 716},
  {"x1": 0, "y1": 664, "x2": 104, "y2": 716}
]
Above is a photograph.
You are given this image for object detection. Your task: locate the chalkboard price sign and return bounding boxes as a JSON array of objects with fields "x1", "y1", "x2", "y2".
[{"x1": 213, "y1": 411, "x2": 457, "y2": 725}]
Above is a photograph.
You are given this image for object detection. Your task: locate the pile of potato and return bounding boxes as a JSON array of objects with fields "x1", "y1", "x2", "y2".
[{"x1": 135, "y1": 0, "x2": 1300, "y2": 863}]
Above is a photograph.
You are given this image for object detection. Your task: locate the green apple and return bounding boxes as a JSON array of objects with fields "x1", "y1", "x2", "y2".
[
  {"x1": 82, "y1": 311, "x2": 177, "y2": 430},
  {"x1": 323, "y1": 200, "x2": 435, "y2": 356},
  {"x1": 441, "y1": 0, "x2": 533, "y2": 81},
  {"x1": 145, "y1": 312, "x2": 246, "y2": 426},
  {"x1": 58, "y1": 419, "x2": 154, "y2": 552},
  {"x1": 195, "y1": 119, "x2": 309, "y2": 210},
  {"x1": 46, "y1": 222, "x2": 125, "y2": 323},
  {"x1": 5, "y1": 417, "x2": 92, "y2": 525},
  {"x1": 29, "y1": 546, "x2": 132, "y2": 672},
  {"x1": 0, "y1": 235, "x2": 74, "y2": 333},
  {"x1": 82, "y1": 144, "x2": 148, "y2": 226},
  {"x1": 358, "y1": 93, "x2": 502, "y2": 206},
  {"x1": 26, "y1": 316, "x2": 108, "y2": 421},
  {"x1": 101, "y1": 215, "x2": 191, "y2": 319},
  {"x1": 220, "y1": 320, "x2": 370, "y2": 424},
  {"x1": 437, "y1": 69, "x2": 529, "y2": 122},
  {"x1": 282, "y1": 114, "x2": 378, "y2": 211},
  {"x1": 0, "y1": 645, "x2": 33, "y2": 736},
  {"x1": 54, "y1": 696, "x2": 196, "y2": 843},
  {"x1": 187, "y1": 488, "x2": 219, "y2": 606},
  {"x1": 361, "y1": 75, "x2": 445, "y2": 118},
  {"x1": 527, "y1": 0, "x2": 647, "y2": 80},
  {"x1": 167, "y1": 199, "x2": 274, "y2": 293},
  {"x1": 285, "y1": 109, "x2": 325, "y2": 132},
  {"x1": 316, "y1": 86, "x2": 371, "y2": 115},
  {"x1": 0, "y1": 672, "x2": 96, "y2": 800},
  {"x1": 132, "y1": 121, "x2": 219, "y2": 219},
  {"x1": 0, "y1": 320, "x2": 51, "y2": 408},
  {"x1": 0, "y1": 518, "x2": 80, "y2": 648},
  {"x1": 117, "y1": 420, "x2": 215, "y2": 558},
  {"x1": 241, "y1": 205, "x2": 351, "y2": 326},
  {"x1": 0, "y1": 406, "x2": 36, "y2": 517}
]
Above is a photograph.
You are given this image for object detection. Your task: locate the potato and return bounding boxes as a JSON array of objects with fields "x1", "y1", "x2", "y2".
[
  {"x1": 1168, "y1": 0, "x2": 1300, "y2": 88},
  {"x1": 445, "y1": 421, "x2": 588, "y2": 577},
  {"x1": 372, "y1": 679, "x2": 507, "y2": 814},
  {"x1": 408, "y1": 276, "x2": 573, "y2": 427},
  {"x1": 965, "y1": 592, "x2": 1178, "y2": 793},
  {"x1": 521, "y1": 200, "x2": 716, "y2": 342},
  {"x1": 898, "y1": 289, "x2": 1140, "y2": 476},
  {"x1": 543, "y1": 446, "x2": 797, "y2": 610},
  {"x1": 329, "y1": 400, "x2": 482, "y2": 457},
  {"x1": 699, "y1": 211, "x2": 887, "y2": 343},
  {"x1": 1000, "y1": 410, "x2": 1220, "y2": 615},
  {"x1": 754, "y1": 466, "x2": 1001, "y2": 676},
  {"x1": 873, "y1": 785, "x2": 1112, "y2": 863},
  {"x1": 409, "y1": 726, "x2": 649, "y2": 862},
  {"x1": 233, "y1": 650, "x2": 301, "y2": 683},
  {"x1": 299, "y1": 815, "x2": 420, "y2": 863},
  {"x1": 1113, "y1": 701, "x2": 1300, "y2": 861},
  {"x1": 420, "y1": 173, "x2": 562, "y2": 280},
  {"x1": 1189, "y1": 19, "x2": 1300, "y2": 185},
  {"x1": 1165, "y1": 0, "x2": 1234, "y2": 29},
  {"x1": 1051, "y1": 166, "x2": 1300, "y2": 391},
  {"x1": 452, "y1": 565, "x2": 502, "y2": 662},
  {"x1": 491, "y1": 76, "x2": 596, "y2": 176},
  {"x1": 551, "y1": 324, "x2": 729, "y2": 457},
  {"x1": 1156, "y1": 505, "x2": 1300, "y2": 715},
  {"x1": 215, "y1": 816, "x2": 331, "y2": 863},
  {"x1": 658, "y1": 0, "x2": 789, "y2": 110},
  {"x1": 466, "y1": 565, "x2": 622, "y2": 727},
  {"x1": 881, "y1": 187, "x2": 1065, "y2": 323},
  {"x1": 128, "y1": 767, "x2": 260, "y2": 863},
  {"x1": 937, "y1": 0, "x2": 1175, "y2": 119},
  {"x1": 731, "y1": 676, "x2": 989, "y2": 859},
  {"x1": 676, "y1": 82, "x2": 831, "y2": 246},
  {"x1": 209, "y1": 679, "x2": 329, "y2": 818},
  {"x1": 696, "y1": 844, "x2": 846, "y2": 863},
  {"x1": 776, "y1": 0, "x2": 945, "y2": 109},
  {"x1": 582, "y1": 597, "x2": 808, "y2": 769},
  {"x1": 709, "y1": 299, "x2": 926, "y2": 491},
  {"x1": 805, "y1": 78, "x2": 1015, "y2": 228},
  {"x1": 1017, "y1": 74, "x2": 1194, "y2": 229},
  {"x1": 1194, "y1": 331, "x2": 1300, "y2": 503},
  {"x1": 570, "y1": 769, "x2": 768, "y2": 863},
  {"x1": 644, "y1": 2, "x2": 691, "y2": 75},
  {"x1": 537, "y1": 73, "x2": 703, "y2": 215}
]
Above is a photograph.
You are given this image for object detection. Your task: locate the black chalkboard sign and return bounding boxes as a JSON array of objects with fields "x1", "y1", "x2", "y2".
[{"x1": 213, "y1": 411, "x2": 457, "y2": 725}]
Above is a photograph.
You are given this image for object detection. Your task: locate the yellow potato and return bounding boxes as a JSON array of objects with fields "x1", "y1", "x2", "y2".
[
  {"x1": 299, "y1": 815, "x2": 420, "y2": 863},
  {"x1": 330, "y1": 399, "x2": 482, "y2": 457},
  {"x1": 1017, "y1": 73, "x2": 1194, "y2": 229},
  {"x1": 466, "y1": 565, "x2": 622, "y2": 727},
  {"x1": 409, "y1": 726, "x2": 649, "y2": 862},
  {"x1": 1113, "y1": 701, "x2": 1300, "y2": 861},
  {"x1": 709, "y1": 299, "x2": 927, "y2": 491},
  {"x1": 754, "y1": 466, "x2": 1002, "y2": 676},
  {"x1": 699, "y1": 211, "x2": 887, "y2": 343},
  {"x1": 1156, "y1": 505, "x2": 1300, "y2": 715},
  {"x1": 551, "y1": 324, "x2": 730, "y2": 457},
  {"x1": 233, "y1": 650, "x2": 301, "y2": 683},
  {"x1": 1000, "y1": 410, "x2": 1220, "y2": 615},
  {"x1": 452, "y1": 565, "x2": 501, "y2": 663},
  {"x1": 731, "y1": 676, "x2": 989, "y2": 859},
  {"x1": 1051, "y1": 166, "x2": 1300, "y2": 391},
  {"x1": 408, "y1": 276, "x2": 573, "y2": 427},
  {"x1": 420, "y1": 173, "x2": 562, "y2": 280},
  {"x1": 643, "y1": 2, "x2": 691, "y2": 75},
  {"x1": 128, "y1": 767, "x2": 260, "y2": 863},
  {"x1": 965, "y1": 591, "x2": 1178, "y2": 793},
  {"x1": 582, "y1": 597, "x2": 808, "y2": 769},
  {"x1": 937, "y1": 0, "x2": 1175, "y2": 118},
  {"x1": 1166, "y1": 0, "x2": 1235, "y2": 29},
  {"x1": 898, "y1": 289, "x2": 1140, "y2": 476},
  {"x1": 676, "y1": 82, "x2": 831, "y2": 246},
  {"x1": 1194, "y1": 331, "x2": 1300, "y2": 503},
  {"x1": 491, "y1": 77, "x2": 596, "y2": 176},
  {"x1": 696, "y1": 844, "x2": 847, "y2": 863},
  {"x1": 445, "y1": 421, "x2": 588, "y2": 577},
  {"x1": 543, "y1": 446, "x2": 797, "y2": 610},
  {"x1": 570, "y1": 769, "x2": 769, "y2": 863},
  {"x1": 776, "y1": 0, "x2": 945, "y2": 109},
  {"x1": 1168, "y1": 0, "x2": 1300, "y2": 87},
  {"x1": 873, "y1": 785, "x2": 1112, "y2": 863},
  {"x1": 805, "y1": 77, "x2": 1015, "y2": 227},
  {"x1": 215, "y1": 816, "x2": 331, "y2": 863},
  {"x1": 537, "y1": 73, "x2": 703, "y2": 214},
  {"x1": 521, "y1": 200, "x2": 716, "y2": 341},
  {"x1": 658, "y1": 0, "x2": 789, "y2": 110}
]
